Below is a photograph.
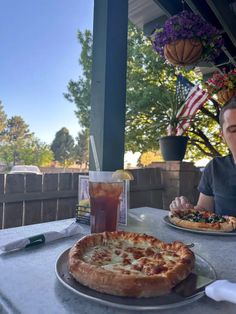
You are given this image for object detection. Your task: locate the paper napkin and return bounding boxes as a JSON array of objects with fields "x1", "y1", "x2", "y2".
[{"x1": 0, "y1": 221, "x2": 85, "y2": 253}]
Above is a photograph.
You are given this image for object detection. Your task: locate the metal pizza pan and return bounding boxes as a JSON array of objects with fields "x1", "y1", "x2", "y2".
[
  {"x1": 55, "y1": 248, "x2": 216, "y2": 311},
  {"x1": 163, "y1": 216, "x2": 236, "y2": 236}
]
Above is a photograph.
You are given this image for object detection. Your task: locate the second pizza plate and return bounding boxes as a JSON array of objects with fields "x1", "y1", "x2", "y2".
[{"x1": 163, "y1": 216, "x2": 236, "y2": 236}]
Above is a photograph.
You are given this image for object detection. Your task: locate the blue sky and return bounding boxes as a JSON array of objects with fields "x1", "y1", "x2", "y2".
[{"x1": 0, "y1": 0, "x2": 93, "y2": 144}]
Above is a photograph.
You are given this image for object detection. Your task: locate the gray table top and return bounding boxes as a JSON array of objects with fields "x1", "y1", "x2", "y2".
[{"x1": 0, "y1": 207, "x2": 236, "y2": 314}]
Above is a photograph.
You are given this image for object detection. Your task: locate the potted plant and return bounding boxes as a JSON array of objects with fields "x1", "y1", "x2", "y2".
[
  {"x1": 156, "y1": 88, "x2": 190, "y2": 161},
  {"x1": 151, "y1": 10, "x2": 223, "y2": 66},
  {"x1": 204, "y1": 68, "x2": 236, "y2": 104}
]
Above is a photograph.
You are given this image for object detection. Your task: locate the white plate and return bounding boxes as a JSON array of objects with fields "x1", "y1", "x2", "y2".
[
  {"x1": 55, "y1": 248, "x2": 216, "y2": 310},
  {"x1": 163, "y1": 216, "x2": 236, "y2": 236}
]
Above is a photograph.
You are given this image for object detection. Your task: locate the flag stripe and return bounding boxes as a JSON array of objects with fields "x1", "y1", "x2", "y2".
[
  {"x1": 176, "y1": 86, "x2": 209, "y2": 135},
  {"x1": 177, "y1": 87, "x2": 204, "y2": 118},
  {"x1": 188, "y1": 93, "x2": 209, "y2": 116},
  {"x1": 181, "y1": 91, "x2": 208, "y2": 118}
]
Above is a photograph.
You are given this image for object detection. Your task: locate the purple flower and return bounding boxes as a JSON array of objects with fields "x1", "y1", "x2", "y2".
[{"x1": 152, "y1": 10, "x2": 223, "y2": 63}]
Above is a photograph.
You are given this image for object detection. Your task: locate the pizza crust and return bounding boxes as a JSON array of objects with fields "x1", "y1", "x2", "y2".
[
  {"x1": 68, "y1": 231, "x2": 194, "y2": 298},
  {"x1": 169, "y1": 209, "x2": 236, "y2": 232}
]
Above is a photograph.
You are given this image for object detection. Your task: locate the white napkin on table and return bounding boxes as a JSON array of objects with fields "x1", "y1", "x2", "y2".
[
  {"x1": 205, "y1": 280, "x2": 236, "y2": 304},
  {"x1": 0, "y1": 221, "x2": 85, "y2": 253}
]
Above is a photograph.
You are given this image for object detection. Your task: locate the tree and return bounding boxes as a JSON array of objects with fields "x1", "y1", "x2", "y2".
[
  {"x1": 0, "y1": 144, "x2": 14, "y2": 168},
  {"x1": 138, "y1": 151, "x2": 163, "y2": 167},
  {"x1": 0, "y1": 103, "x2": 53, "y2": 168},
  {"x1": 65, "y1": 24, "x2": 228, "y2": 160},
  {"x1": 18, "y1": 138, "x2": 54, "y2": 166},
  {"x1": 1, "y1": 116, "x2": 33, "y2": 165},
  {"x1": 64, "y1": 30, "x2": 92, "y2": 167},
  {"x1": 64, "y1": 30, "x2": 92, "y2": 129},
  {"x1": 0, "y1": 101, "x2": 7, "y2": 137},
  {"x1": 51, "y1": 128, "x2": 75, "y2": 167},
  {"x1": 4, "y1": 116, "x2": 32, "y2": 141},
  {"x1": 0, "y1": 126, "x2": 53, "y2": 168},
  {"x1": 74, "y1": 129, "x2": 89, "y2": 169},
  {"x1": 125, "y1": 24, "x2": 225, "y2": 157}
]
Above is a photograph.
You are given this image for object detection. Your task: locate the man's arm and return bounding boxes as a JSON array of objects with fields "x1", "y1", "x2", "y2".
[
  {"x1": 196, "y1": 193, "x2": 214, "y2": 211},
  {"x1": 169, "y1": 193, "x2": 214, "y2": 213}
]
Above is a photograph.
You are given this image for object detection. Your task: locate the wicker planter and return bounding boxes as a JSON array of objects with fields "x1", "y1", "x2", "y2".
[
  {"x1": 217, "y1": 89, "x2": 236, "y2": 105},
  {"x1": 164, "y1": 39, "x2": 203, "y2": 66}
]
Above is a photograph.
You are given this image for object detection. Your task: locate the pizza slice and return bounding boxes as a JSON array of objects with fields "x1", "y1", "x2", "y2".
[{"x1": 169, "y1": 209, "x2": 236, "y2": 232}]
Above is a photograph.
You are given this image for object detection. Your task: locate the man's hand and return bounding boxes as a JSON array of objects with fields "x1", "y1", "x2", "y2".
[{"x1": 169, "y1": 196, "x2": 194, "y2": 213}]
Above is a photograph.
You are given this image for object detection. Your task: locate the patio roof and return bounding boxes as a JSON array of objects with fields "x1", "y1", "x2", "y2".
[{"x1": 128, "y1": 0, "x2": 236, "y2": 75}]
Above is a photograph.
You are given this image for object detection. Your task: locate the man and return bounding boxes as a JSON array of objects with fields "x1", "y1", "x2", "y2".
[{"x1": 170, "y1": 97, "x2": 236, "y2": 217}]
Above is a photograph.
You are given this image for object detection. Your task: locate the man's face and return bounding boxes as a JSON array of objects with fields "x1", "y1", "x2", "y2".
[{"x1": 221, "y1": 108, "x2": 236, "y2": 155}]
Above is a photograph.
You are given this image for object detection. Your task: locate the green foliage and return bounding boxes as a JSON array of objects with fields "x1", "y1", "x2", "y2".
[
  {"x1": 0, "y1": 101, "x2": 7, "y2": 136},
  {"x1": 126, "y1": 24, "x2": 199, "y2": 151},
  {"x1": 0, "y1": 103, "x2": 54, "y2": 167},
  {"x1": 3, "y1": 116, "x2": 33, "y2": 142},
  {"x1": 0, "y1": 142, "x2": 54, "y2": 168},
  {"x1": 65, "y1": 24, "x2": 228, "y2": 160},
  {"x1": 64, "y1": 30, "x2": 92, "y2": 129},
  {"x1": 18, "y1": 139, "x2": 54, "y2": 166},
  {"x1": 125, "y1": 24, "x2": 227, "y2": 158},
  {"x1": 186, "y1": 100, "x2": 228, "y2": 159},
  {"x1": 51, "y1": 127, "x2": 75, "y2": 167},
  {"x1": 0, "y1": 145, "x2": 14, "y2": 168},
  {"x1": 64, "y1": 30, "x2": 92, "y2": 167},
  {"x1": 75, "y1": 129, "x2": 89, "y2": 168},
  {"x1": 1, "y1": 115, "x2": 34, "y2": 165}
]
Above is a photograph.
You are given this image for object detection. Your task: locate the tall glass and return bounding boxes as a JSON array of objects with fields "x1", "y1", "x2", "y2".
[{"x1": 89, "y1": 171, "x2": 123, "y2": 233}]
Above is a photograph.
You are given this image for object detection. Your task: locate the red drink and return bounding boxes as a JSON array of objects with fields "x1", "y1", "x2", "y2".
[{"x1": 89, "y1": 181, "x2": 123, "y2": 233}]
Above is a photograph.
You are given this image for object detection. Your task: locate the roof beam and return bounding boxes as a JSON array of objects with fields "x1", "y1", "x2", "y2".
[
  {"x1": 153, "y1": 0, "x2": 181, "y2": 16},
  {"x1": 206, "y1": 0, "x2": 236, "y2": 47},
  {"x1": 143, "y1": 15, "x2": 167, "y2": 36}
]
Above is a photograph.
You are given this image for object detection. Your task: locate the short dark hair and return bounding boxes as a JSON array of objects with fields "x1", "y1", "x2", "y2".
[{"x1": 219, "y1": 97, "x2": 236, "y2": 127}]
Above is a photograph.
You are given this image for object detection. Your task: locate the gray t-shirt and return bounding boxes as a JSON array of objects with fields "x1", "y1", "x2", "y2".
[{"x1": 198, "y1": 155, "x2": 236, "y2": 216}]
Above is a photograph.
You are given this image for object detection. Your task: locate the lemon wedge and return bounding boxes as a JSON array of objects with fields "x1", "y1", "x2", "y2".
[
  {"x1": 79, "y1": 199, "x2": 90, "y2": 207},
  {"x1": 112, "y1": 169, "x2": 134, "y2": 181},
  {"x1": 77, "y1": 199, "x2": 90, "y2": 216}
]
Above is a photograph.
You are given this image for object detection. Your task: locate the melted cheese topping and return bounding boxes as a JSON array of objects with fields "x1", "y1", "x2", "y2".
[{"x1": 82, "y1": 239, "x2": 180, "y2": 276}]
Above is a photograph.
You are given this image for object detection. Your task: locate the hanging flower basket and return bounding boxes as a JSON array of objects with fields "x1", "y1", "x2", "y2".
[
  {"x1": 151, "y1": 10, "x2": 223, "y2": 66},
  {"x1": 217, "y1": 88, "x2": 236, "y2": 105},
  {"x1": 204, "y1": 68, "x2": 236, "y2": 104},
  {"x1": 164, "y1": 39, "x2": 203, "y2": 66}
]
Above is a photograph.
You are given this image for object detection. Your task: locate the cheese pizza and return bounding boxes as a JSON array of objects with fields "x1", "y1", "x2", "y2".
[
  {"x1": 68, "y1": 231, "x2": 194, "y2": 298},
  {"x1": 169, "y1": 209, "x2": 236, "y2": 232}
]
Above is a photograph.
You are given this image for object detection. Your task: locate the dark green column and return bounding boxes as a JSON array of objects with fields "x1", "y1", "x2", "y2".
[{"x1": 89, "y1": 0, "x2": 128, "y2": 171}]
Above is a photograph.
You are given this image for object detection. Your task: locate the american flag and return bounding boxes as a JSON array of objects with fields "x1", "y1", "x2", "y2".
[{"x1": 175, "y1": 75, "x2": 209, "y2": 135}]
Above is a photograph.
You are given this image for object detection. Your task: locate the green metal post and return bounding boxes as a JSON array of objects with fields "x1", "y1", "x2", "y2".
[{"x1": 89, "y1": 0, "x2": 128, "y2": 171}]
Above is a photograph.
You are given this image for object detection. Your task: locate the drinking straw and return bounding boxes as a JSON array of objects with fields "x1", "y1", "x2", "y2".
[{"x1": 90, "y1": 135, "x2": 101, "y2": 171}]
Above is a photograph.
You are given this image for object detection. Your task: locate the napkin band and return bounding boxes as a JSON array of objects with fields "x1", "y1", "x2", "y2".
[{"x1": 25, "y1": 234, "x2": 46, "y2": 248}]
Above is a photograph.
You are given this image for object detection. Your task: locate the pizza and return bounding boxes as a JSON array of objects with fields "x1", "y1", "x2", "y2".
[
  {"x1": 169, "y1": 209, "x2": 236, "y2": 232},
  {"x1": 68, "y1": 231, "x2": 194, "y2": 298}
]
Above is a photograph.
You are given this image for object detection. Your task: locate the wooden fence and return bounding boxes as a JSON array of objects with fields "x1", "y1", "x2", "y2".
[
  {"x1": 129, "y1": 168, "x2": 164, "y2": 209},
  {"x1": 0, "y1": 163, "x2": 201, "y2": 229},
  {"x1": 0, "y1": 173, "x2": 80, "y2": 229}
]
